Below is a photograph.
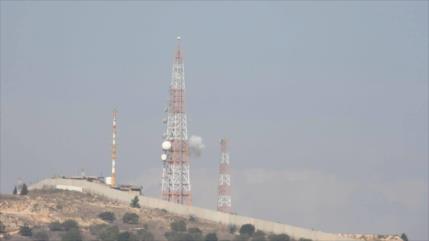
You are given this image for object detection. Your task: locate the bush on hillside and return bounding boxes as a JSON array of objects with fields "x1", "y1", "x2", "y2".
[
  {"x1": 97, "y1": 225, "x2": 119, "y2": 241},
  {"x1": 130, "y1": 196, "x2": 140, "y2": 208},
  {"x1": 239, "y1": 224, "x2": 255, "y2": 237},
  {"x1": 123, "y1": 212, "x2": 139, "y2": 224},
  {"x1": 205, "y1": 233, "x2": 218, "y2": 241},
  {"x1": 170, "y1": 220, "x2": 186, "y2": 232},
  {"x1": 20, "y1": 184, "x2": 29, "y2": 195},
  {"x1": 48, "y1": 221, "x2": 63, "y2": 231},
  {"x1": 98, "y1": 211, "x2": 116, "y2": 223},
  {"x1": 401, "y1": 233, "x2": 409, "y2": 241},
  {"x1": 136, "y1": 229, "x2": 155, "y2": 241},
  {"x1": 188, "y1": 227, "x2": 203, "y2": 241},
  {"x1": 165, "y1": 231, "x2": 194, "y2": 241},
  {"x1": 252, "y1": 231, "x2": 266, "y2": 241},
  {"x1": 33, "y1": 230, "x2": 50, "y2": 241},
  {"x1": 62, "y1": 219, "x2": 79, "y2": 231},
  {"x1": 61, "y1": 228, "x2": 82, "y2": 241},
  {"x1": 228, "y1": 224, "x2": 238, "y2": 234},
  {"x1": 268, "y1": 234, "x2": 290, "y2": 241},
  {"x1": 118, "y1": 231, "x2": 137, "y2": 241},
  {"x1": 89, "y1": 224, "x2": 109, "y2": 236},
  {"x1": 0, "y1": 221, "x2": 6, "y2": 233},
  {"x1": 19, "y1": 225, "x2": 32, "y2": 236}
]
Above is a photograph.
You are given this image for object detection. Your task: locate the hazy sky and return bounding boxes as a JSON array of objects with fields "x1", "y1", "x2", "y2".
[{"x1": 1, "y1": 1, "x2": 427, "y2": 240}]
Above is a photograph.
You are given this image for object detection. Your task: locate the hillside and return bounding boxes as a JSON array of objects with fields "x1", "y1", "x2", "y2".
[{"x1": 0, "y1": 189, "x2": 236, "y2": 241}]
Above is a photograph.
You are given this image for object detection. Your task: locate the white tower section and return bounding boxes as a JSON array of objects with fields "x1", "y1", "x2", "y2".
[
  {"x1": 161, "y1": 37, "x2": 192, "y2": 205},
  {"x1": 111, "y1": 109, "x2": 118, "y2": 187},
  {"x1": 217, "y1": 138, "x2": 232, "y2": 213}
]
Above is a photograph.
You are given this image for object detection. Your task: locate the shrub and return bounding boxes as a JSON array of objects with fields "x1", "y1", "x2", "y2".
[
  {"x1": 130, "y1": 196, "x2": 140, "y2": 208},
  {"x1": 0, "y1": 221, "x2": 6, "y2": 233},
  {"x1": 205, "y1": 233, "x2": 218, "y2": 241},
  {"x1": 136, "y1": 229, "x2": 155, "y2": 241},
  {"x1": 239, "y1": 224, "x2": 255, "y2": 237},
  {"x1": 170, "y1": 220, "x2": 186, "y2": 232},
  {"x1": 252, "y1": 231, "x2": 266, "y2": 241},
  {"x1": 123, "y1": 212, "x2": 139, "y2": 224},
  {"x1": 189, "y1": 215, "x2": 197, "y2": 222},
  {"x1": 62, "y1": 219, "x2": 79, "y2": 231},
  {"x1": 401, "y1": 233, "x2": 409, "y2": 241},
  {"x1": 33, "y1": 230, "x2": 49, "y2": 241},
  {"x1": 234, "y1": 234, "x2": 250, "y2": 241},
  {"x1": 98, "y1": 211, "x2": 116, "y2": 223},
  {"x1": 48, "y1": 221, "x2": 63, "y2": 231},
  {"x1": 298, "y1": 238, "x2": 312, "y2": 241},
  {"x1": 268, "y1": 234, "x2": 290, "y2": 241},
  {"x1": 20, "y1": 184, "x2": 29, "y2": 195},
  {"x1": 89, "y1": 224, "x2": 109, "y2": 236},
  {"x1": 61, "y1": 228, "x2": 82, "y2": 241},
  {"x1": 19, "y1": 225, "x2": 32, "y2": 236},
  {"x1": 228, "y1": 224, "x2": 237, "y2": 234},
  {"x1": 97, "y1": 225, "x2": 119, "y2": 241},
  {"x1": 188, "y1": 227, "x2": 203, "y2": 241},
  {"x1": 165, "y1": 231, "x2": 194, "y2": 241},
  {"x1": 118, "y1": 231, "x2": 137, "y2": 241}
]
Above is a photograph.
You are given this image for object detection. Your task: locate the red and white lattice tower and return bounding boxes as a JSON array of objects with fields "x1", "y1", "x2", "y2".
[
  {"x1": 160, "y1": 36, "x2": 192, "y2": 205},
  {"x1": 217, "y1": 138, "x2": 232, "y2": 213},
  {"x1": 111, "y1": 109, "x2": 118, "y2": 187}
]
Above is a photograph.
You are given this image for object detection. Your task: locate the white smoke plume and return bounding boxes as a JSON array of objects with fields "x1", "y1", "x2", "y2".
[{"x1": 189, "y1": 135, "x2": 205, "y2": 157}]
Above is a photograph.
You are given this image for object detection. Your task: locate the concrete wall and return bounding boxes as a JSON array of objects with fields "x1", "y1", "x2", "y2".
[{"x1": 30, "y1": 178, "x2": 389, "y2": 241}]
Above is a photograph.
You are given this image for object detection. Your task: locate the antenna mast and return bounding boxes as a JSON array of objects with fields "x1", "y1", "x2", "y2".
[{"x1": 161, "y1": 36, "x2": 192, "y2": 205}]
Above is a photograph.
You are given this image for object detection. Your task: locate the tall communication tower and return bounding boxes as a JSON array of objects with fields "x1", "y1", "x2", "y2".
[
  {"x1": 160, "y1": 37, "x2": 192, "y2": 205},
  {"x1": 217, "y1": 138, "x2": 232, "y2": 213},
  {"x1": 111, "y1": 109, "x2": 118, "y2": 187}
]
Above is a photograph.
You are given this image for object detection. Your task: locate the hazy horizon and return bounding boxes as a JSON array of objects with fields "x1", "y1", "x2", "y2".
[{"x1": 1, "y1": 1, "x2": 427, "y2": 240}]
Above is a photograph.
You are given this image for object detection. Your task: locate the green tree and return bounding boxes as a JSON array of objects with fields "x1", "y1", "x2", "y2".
[
  {"x1": 205, "y1": 233, "x2": 218, "y2": 241},
  {"x1": 61, "y1": 228, "x2": 82, "y2": 241},
  {"x1": 0, "y1": 221, "x2": 6, "y2": 233},
  {"x1": 123, "y1": 212, "x2": 139, "y2": 224},
  {"x1": 98, "y1": 211, "x2": 116, "y2": 223},
  {"x1": 268, "y1": 234, "x2": 290, "y2": 241},
  {"x1": 19, "y1": 225, "x2": 32, "y2": 236},
  {"x1": 170, "y1": 220, "x2": 187, "y2": 232},
  {"x1": 118, "y1": 231, "x2": 137, "y2": 241},
  {"x1": 228, "y1": 224, "x2": 237, "y2": 234},
  {"x1": 401, "y1": 233, "x2": 409, "y2": 241},
  {"x1": 13, "y1": 186, "x2": 17, "y2": 195},
  {"x1": 136, "y1": 229, "x2": 155, "y2": 241},
  {"x1": 239, "y1": 224, "x2": 255, "y2": 237},
  {"x1": 33, "y1": 230, "x2": 49, "y2": 241},
  {"x1": 130, "y1": 196, "x2": 140, "y2": 208},
  {"x1": 188, "y1": 227, "x2": 203, "y2": 241},
  {"x1": 97, "y1": 225, "x2": 119, "y2": 241},
  {"x1": 62, "y1": 219, "x2": 79, "y2": 231},
  {"x1": 48, "y1": 221, "x2": 63, "y2": 231},
  {"x1": 252, "y1": 231, "x2": 266, "y2": 241},
  {"x1": 20, "y1": 184, "x2": 29, "y2": 195}
]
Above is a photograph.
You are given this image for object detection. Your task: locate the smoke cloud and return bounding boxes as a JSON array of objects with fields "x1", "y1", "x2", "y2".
[{"x1": 189, "y1": 135, "x2": 205, "y2": 157}]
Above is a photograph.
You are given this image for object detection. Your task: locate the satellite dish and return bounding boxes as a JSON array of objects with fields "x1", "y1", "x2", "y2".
[
  {"x1": 162, "y1": 141, "x2": 172, "y2": 150},
  {"x1": 161, "y1": 154, "x2": 167, "y2": 161}
]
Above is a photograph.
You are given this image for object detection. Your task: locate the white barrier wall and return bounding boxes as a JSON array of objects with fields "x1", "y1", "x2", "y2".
[{"x1": 30, "y1": 178, "x2": 385, "y2": 241}]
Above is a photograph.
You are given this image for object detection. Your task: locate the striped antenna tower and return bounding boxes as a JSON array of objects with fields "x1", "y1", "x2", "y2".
[
  {"x1": 111, "y1": 109, "x2": 118, "y2": 187},
  {"x1": 160, "y1": 36, "x2": 192, "y2": 205},
  {"x1": 217, "y1": 138, "x2": 232, "y2": 213}
]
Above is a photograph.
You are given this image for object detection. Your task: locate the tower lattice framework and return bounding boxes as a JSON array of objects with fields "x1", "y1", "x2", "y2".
[
  {"x1": 161, "y1": 37, "x2": 192, "y2": 205},
  {"x1": 217, "y1": 138, "x2": 232, "y2": 213}
]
